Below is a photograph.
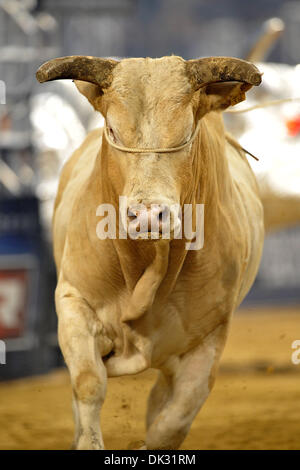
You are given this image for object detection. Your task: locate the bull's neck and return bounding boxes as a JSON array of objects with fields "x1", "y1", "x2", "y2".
[{"x1": 192, "y1": 112, "x2": 233, "y2": 212}]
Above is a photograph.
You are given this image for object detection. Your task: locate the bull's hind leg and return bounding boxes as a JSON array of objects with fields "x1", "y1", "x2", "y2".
[
  {"x1": 145, "y1": 323, "x2": 228, "y2": 450},
  {"x1": 56, "y1": 283, "x2": 107, "y2": 450}
]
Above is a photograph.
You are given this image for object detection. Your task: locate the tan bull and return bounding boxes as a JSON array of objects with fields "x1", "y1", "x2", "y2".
[{"x1": 36, "y1": 55, "x2": 264, "y2": 450}]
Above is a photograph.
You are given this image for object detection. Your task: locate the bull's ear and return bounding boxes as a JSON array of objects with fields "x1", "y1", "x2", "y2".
[
  {"x1": 203, "y1": 80, "x2": 253, "y2": 111},
  {"x1": 186, "y1": 57, "x2": 261, "y2": 113},
  {"x1": 74, "y1": 80, "x2": 102, "y2": 109}
]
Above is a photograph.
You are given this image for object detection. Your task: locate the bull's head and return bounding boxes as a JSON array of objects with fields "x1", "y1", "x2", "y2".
[{"x1": 36, "y1": 55, "x2": 261, "y2": 240}]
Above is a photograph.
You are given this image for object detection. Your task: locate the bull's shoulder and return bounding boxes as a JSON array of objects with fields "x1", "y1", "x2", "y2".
[
  {"x1": 52, "y1": 127, "x2": 102, "y2": 270},
  {"x1": 54, "y1": 127, "x2": 102, "y2": 213}
]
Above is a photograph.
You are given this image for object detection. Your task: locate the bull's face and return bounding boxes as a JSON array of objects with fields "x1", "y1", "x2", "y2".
[
  {"x1": 101, "y1": 57, "x2": 195, "y2": 239},
  {"x1": 36, "y1": 55, "x2": 261, "y2": 240}
]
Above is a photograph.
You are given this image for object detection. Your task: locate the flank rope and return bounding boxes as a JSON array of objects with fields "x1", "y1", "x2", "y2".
[
  {"x1": 225, "y1": 97, "x2": 300, "y2": 114},
  {"x1": 224, "y1": 96, "x2": 300, "y2": 160}
]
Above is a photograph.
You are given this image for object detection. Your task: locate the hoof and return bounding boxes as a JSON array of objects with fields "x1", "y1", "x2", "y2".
[
  {"x1": 127, "y1": 440, "x2": 146, "y2": 450},
  {"x1": 75, "y1": 432, "x2": 104, "y2": 450}
]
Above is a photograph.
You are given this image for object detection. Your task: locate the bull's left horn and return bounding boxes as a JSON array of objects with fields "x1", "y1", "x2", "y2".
[
  {"x1": 36, "y1": 55, "x2": 118, "y2": 89},
  {"x1": 186, "y1": 57, "x2": 262, "y2": 90}
]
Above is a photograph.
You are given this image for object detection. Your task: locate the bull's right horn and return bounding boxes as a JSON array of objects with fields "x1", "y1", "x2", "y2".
[{"x1": 36, "y1": 55, "x2": 118, "y2": 89}]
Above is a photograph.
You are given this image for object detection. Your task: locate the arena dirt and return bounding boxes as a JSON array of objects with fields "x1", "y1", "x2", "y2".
[{"x1": 0, "y1": 307, "x2": 299, "y2": 450}]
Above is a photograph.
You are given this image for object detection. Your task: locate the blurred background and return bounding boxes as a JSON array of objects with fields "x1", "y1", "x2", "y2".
[{"x1": 0, "y1": 0, "x2": 299, "y2": 450}]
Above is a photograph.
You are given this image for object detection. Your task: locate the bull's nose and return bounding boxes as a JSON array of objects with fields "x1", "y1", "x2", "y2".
[{"x1": 127, "y1": 204, "x2": 170, "y2": 234}]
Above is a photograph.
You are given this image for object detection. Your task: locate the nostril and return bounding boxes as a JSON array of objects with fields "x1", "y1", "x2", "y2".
[
  {"x1": 152, "y1": 206, "x2": 170, "y2": 232},
  {"x1": 157, "y1": 206, "x2": 169, "y2": 221},
  {"x1": 128, "y1": 208, "x2": 137, "y2": 220}
]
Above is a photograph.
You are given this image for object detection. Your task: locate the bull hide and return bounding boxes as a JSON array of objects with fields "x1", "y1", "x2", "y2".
[{"x1": 36, "y1": 55, "x2": 264, "y2": 450}]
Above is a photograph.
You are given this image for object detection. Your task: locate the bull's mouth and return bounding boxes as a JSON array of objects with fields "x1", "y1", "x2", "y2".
[
  {"x1": 129, "y1": 230, "x2": 173, "y2": 241},
  {"x1": 122, "y1": 203, "x2": 182, "y2": 241}
]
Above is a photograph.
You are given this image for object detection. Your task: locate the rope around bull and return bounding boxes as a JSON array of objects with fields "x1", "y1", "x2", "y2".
[{"x1": 104, "y1": 118, "x2": 259, "y2": 161}]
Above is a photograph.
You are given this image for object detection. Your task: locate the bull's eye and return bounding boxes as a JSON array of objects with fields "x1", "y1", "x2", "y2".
[{"x1": 108, "y1": 126, "x2": 116, "y2": 143}]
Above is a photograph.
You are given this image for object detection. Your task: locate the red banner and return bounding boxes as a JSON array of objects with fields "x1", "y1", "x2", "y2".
[{"x1": 0, "y1": 270, "x2": 28, "y2": 339}]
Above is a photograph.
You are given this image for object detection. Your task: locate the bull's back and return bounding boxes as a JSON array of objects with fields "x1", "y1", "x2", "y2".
[{"x1": 53, "y1": 128, "x2": 103, "y2": 271}]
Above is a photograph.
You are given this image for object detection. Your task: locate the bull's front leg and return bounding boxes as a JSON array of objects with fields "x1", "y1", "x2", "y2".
[
  {"x1": 56, "y1": 280, "x2": 107, "y2": 450},
  {"x1": 146, "y1": 323, "x2": 228, "y2": 450}
]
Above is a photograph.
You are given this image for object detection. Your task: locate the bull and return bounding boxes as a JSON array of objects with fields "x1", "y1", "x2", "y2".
[{"x1": 36, "y1": 55, "x2": 264, "y2": 450}]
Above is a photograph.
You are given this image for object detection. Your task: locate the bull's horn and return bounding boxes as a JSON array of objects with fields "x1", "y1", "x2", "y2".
[
  {"x1": 186, "y1": 57, "x2": 262, "y2": 89},
  {"x1": 36, "y1": 55, "x2": 118, "y2": 88}
]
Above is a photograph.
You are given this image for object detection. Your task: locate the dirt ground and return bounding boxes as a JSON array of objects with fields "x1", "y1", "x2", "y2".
[{"x1": 0, "y1": 307, "x2": 299, "y2": 450}]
